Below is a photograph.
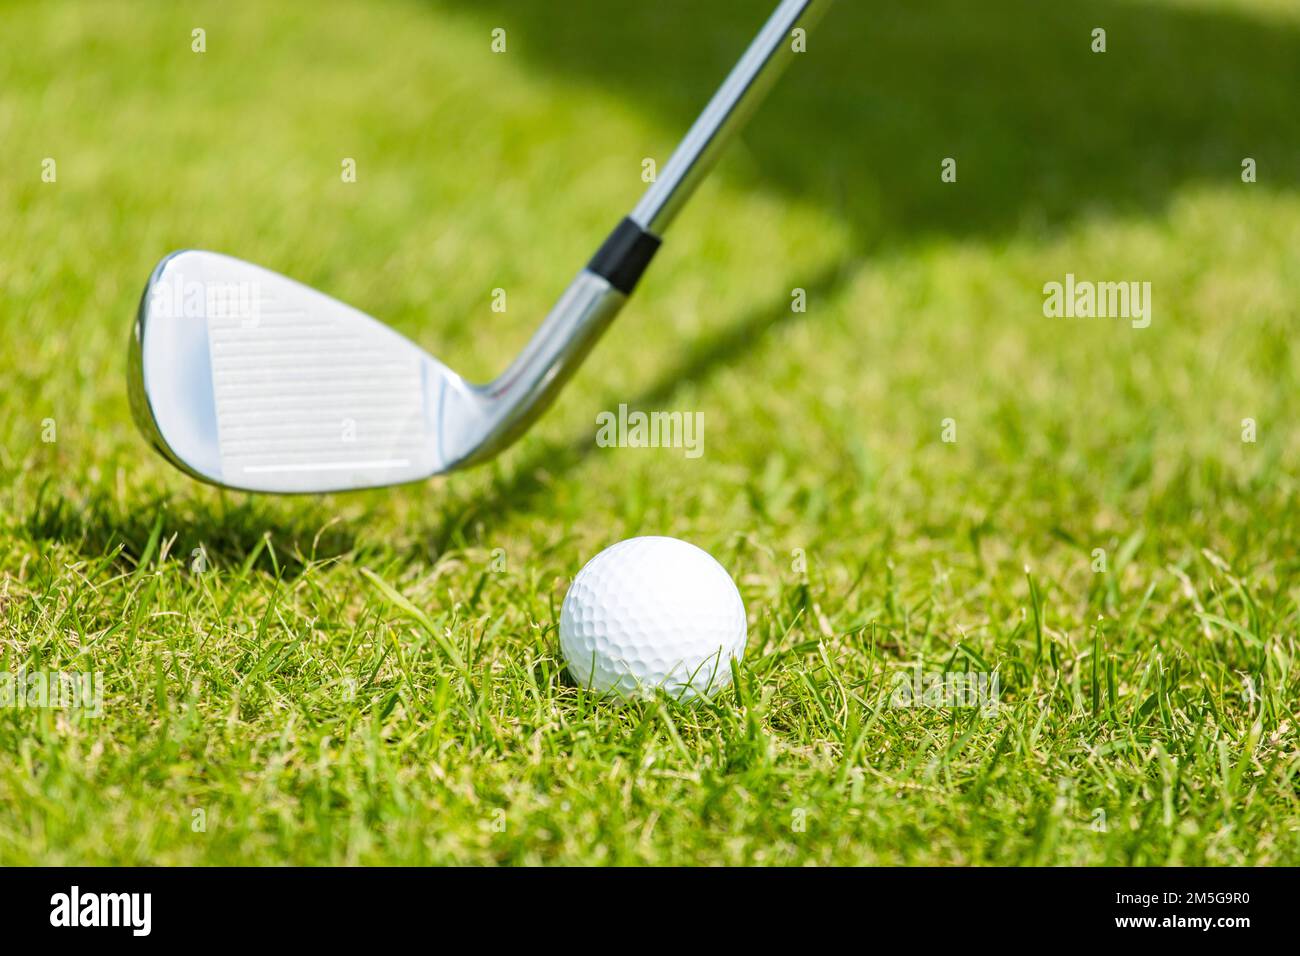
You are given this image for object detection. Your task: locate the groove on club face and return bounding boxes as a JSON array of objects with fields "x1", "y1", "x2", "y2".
[{"x1": 129, "y1": 250, "x2": 482, "y2": 493}]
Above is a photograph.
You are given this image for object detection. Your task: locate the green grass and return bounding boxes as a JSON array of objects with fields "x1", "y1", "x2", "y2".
[{"x1": 1, "y1": 0, "x2": 1299, "y2": 865}]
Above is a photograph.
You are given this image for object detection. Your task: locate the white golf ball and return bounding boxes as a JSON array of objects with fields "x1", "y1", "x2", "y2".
[{"x1": 559, "y1": 536, "x2": 747, "y2": 701}]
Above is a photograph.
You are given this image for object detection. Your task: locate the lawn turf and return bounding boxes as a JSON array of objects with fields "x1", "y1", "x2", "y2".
[{"x1": 0, "y1": 0, "x2": 1298, "y2": 865}]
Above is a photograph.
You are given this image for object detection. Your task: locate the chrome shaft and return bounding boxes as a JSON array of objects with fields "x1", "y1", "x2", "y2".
[
  {"x1": 631, "y1": 0, "x2": 829, "y2": 236},
  {"x1": 479, "y1": 0, "x2": 831, "y2": 444}
]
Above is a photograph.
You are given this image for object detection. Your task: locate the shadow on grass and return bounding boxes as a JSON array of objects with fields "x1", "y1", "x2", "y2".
[
  {"x1": 31, "y1": 1, "x2": 1300, "y2": 568},
  {"x1": 424, "y1": 259, "x2": 860, "y2": 551},
  {"x1": 435, "y1": 0, "x2": 1299, "y2": 249},
  {"x1": 21, "y1": 479, "x2": 359, "y2": 579},
  {"x1": 416, "y1": 0, "x2": 1299, "y2": 548}
]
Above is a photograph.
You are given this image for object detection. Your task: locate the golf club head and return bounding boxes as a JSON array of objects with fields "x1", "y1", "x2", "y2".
[
  {"x1": 129, "y1": 250, "x2": 486, "y2": 493},
  {"x1": 128, "y1": 0, "x2": 825, "y2": 494}
]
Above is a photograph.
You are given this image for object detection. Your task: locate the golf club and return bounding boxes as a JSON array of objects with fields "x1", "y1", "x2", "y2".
[{"x1": 129, "y1": 0, "x2": 831, "y2": 493}]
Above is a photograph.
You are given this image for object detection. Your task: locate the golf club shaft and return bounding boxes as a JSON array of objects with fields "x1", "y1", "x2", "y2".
[
  {"x1": 473, "y1": 0, "x2": 828, "y2": 463},
  {"x1": 632, "y1": 0, "x2": 829, "y2": 236}
]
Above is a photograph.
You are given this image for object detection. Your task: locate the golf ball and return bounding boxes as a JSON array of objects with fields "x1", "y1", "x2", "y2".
[{"x1": 559, "y1": 536, "x2": 747, "y2": 700}]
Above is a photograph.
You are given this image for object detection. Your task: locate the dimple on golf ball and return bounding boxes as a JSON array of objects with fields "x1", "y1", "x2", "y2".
[{"x1": 559, "y1": 536, "x2": 747, "y2": 701}]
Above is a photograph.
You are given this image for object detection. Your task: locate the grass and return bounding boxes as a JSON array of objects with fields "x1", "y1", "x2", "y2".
[{"x1": 1, "y1": 0, "x2": 1298, "y2": 865}]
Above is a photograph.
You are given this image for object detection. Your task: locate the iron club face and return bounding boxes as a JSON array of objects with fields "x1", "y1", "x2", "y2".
[{"x1": 131, "y1": 250, "x2": 475, "y2": 492}]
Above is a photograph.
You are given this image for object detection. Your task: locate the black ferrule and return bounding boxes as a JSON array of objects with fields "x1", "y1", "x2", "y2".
[{"x1": 587, "y1": 217, "x2": 662, "y2": 295}]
